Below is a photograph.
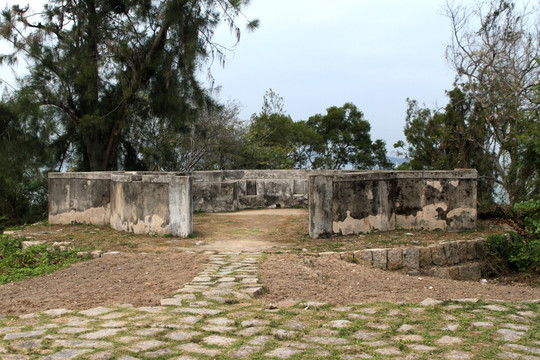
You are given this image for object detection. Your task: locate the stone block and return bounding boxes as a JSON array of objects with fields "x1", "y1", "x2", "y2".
[
  {"x1": 403, "y1": 247, "x2": 420, "y2": 270},
  {"x1": 371, "y1": 249, "x2": 388, "y2": 270},
  {"x1": 418, "y1": 247, "x2": 432, "y2": 268},
  {"x1": 457, "y1": 241, "x2": 468, "y2": 263},
  {"x1": 458, "y1": 263, "x2": 483, "y2": 280},
  {"x1": 466, "y1": 240, "x2": 477, "y2": 260},
  {"x1": 443, "y1": 242, "x2": 459, "y2": 265},
  {"x1": 430, "y1": 245, "x2": 447, "y2": 266},
  {"x1": 387, "y1": 248, "x2": 403, "y2": 270},
  {"x1": 354, "y1": 250, "x2": 372, "y2": 266},
  {"x1": 475, "y1": 239, "x2": 487, "y2": 259}
]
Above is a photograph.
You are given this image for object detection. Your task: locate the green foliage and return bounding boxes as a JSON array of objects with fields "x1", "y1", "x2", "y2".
[
  {"x1": 244, "y1": 91, "x2": 393, "y2": 170},
  {"x1": 0, "y1": 236, "x2": 88, "y2": 284},
  {"x1": 487, "y1": 199, "x2": 540, "y2": 273},
  {"x1": 0, "y1": 100, "x2": 50, "y2": 228},
  {"x1": 396, "y1": 87, "x2": 498, "y2": 211},
  {"x1": 0, "y1": 0, "x2": 257, "y2": 171}
]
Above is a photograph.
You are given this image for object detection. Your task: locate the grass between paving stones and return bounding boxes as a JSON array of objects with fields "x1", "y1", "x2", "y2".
[
  {"x1": 0, "y1": 300, "x2": 538, "y2": 359},
  {"x1": 0, "y1": 234, "x2": 89, "y2": 284}
]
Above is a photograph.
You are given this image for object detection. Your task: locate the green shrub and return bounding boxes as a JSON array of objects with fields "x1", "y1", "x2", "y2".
[
  {"x1": 0, "y1": 235, "x2": 88, "y2": 284},
  {"x1": 486, "y1": 199, "x2": 540, "y2": 274}
]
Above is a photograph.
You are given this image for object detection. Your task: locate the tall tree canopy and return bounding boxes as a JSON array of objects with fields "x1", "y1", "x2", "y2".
[
  {"x1": 0, "y1": 0, "x2": 258, "y2": 171},
  {"x1": 445, "y1": 0, "x2": 539, "y2": 203}
]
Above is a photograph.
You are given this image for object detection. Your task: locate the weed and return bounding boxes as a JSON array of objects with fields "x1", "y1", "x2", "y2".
[{"x1": 0, "y1": 235, "x2": 88, "y2": 284}]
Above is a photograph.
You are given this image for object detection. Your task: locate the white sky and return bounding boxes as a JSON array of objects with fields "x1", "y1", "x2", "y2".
[{"x1": 0, "y1": 0, "x2": 457, "y2": 154}]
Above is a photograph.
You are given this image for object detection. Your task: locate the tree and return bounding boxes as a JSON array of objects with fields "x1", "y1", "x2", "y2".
[
  {"x1": 0, "y1": 0, "x2": 258, "y2": 171},
  {"x1": 243, "y1": 89, "x2": 320, "y2": 169},
  {"x1": 0, "y1": 98, "x2": 50, "y2": 226},
  {"x1": 306, "y1": 103, "x2": 393, "y2": 170},
  {"x1": 445, "y1": 0, "x2": 539, "y2": 203},
  {"x1": 122, "y1": 100, "x2": 247, "y2": 171},
  {"x1": 396, "y1": 87, "x2": 498, "y2": 210}
]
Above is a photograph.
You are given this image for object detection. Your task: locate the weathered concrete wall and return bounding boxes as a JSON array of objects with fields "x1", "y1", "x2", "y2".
[
  {"x1": 309, "y1": 169, "x2": 477, "y2": 238},
  {"x1": 192, "y1": 170, "x2": 309, "y2": 212},
  {"x1": 49, "y1": 172, "x2": 192, "y2": 236},
  {"x1": 48, "y1": 172, "x2": 113, "y2": 225}
]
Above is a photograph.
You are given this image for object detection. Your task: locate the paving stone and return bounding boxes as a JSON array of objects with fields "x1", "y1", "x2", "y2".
[
  {"x1": 229, "y1": 345, "x2": 260, "y2": 358},
  {"x1": 358, "y1": 307, "x2": 378, "y2": 314},
  {"x1": 248, "y1": 336, "x2": 272, "y2": 346},
  {"x1": 174, "y1": 356, "x2": 198, "y2": 360},
  {"x1": 143, "y1": 348, "x2": 175, "y2": 358},
  {"x1": 442, "y1": 324, "x2": 459, "y2": 331},
  {"x1": 504, "y1": 344, "x2": 540, "y2": 355},
  {"x1": 271, "y1": 329, "x2": 297, "y2": 340},
  {"x1": 79, "y1": 307, "x2": 113, "y2": 317},
  {"x1": 503, "y1": 323, "x2": 531, "y2": 331},
  {"x1": 115, "y1": 336, "x2": 140, "y2": 343},
  {"x1": 87, "y1": 351, "x2": 114, "y2": 360},
  {"x1": 165, "y1": 330, "x2": 201, "y2": 341},
  {"x1": 177, "y1": 343, "x2": 221, "y2": 357},
  {"x1": 172, "y1": 307, "x2": 221, "y2": 315},
  {"x1": 496, "y1": 329, "x2": 526, "y2": 341},
  {"x1": 352, "y1": 330, "x2": 380, "y2": 340},
  {"x1": 201, "y1": 325, "x2": 236, "y2": 333},
  {"x1": 0, "y1": 356, "x2": 30, "y2": 360},
  {"x1": 241, "y1": 319, "x2": 270, "y2": 327},
  {"x1": 445, "y1": 350, "x2": 471, "y2": 359},
  {"x1": 326, "y1": 320, "x2": 352, "y2": 328},
  {"x1": 42, "y1": 349, "x2": 92, "y2": 359},
  {"x1": 497, "y1": 351, "x2": 540, "y2": 359},
  {"x1": 341, "y1": 354, "x2": 373, "y2": 359},
  {"x1": 4, "y1": 330, "x2": 46, "y2": 340},
  {"x1": 52, "y1": 340, "x2": 113, "y2": 349},
  {"x1": 101, "y1": 320, "x2": 127, "y2": 328},
  {"x1": 12, "y1": 340, "x2": 42, "y2": 350},
  {"x1": 43, "y1": 309, "x2": 73, "y2": 317},
  {"x1": 237, "y1": 327, "x2": 265, "y2": 336},
  {"x1": 303, "y1": 335, "x2": 348, "y2": 345},
  {"x1": 397, "y1": 324, "x2": 416, "y2": 332},
  {"x1": 160, "y1": 298, "x2": 184, "y2": 306},
  {"x1": 436, "y1": 336, "x2": 463, "y2": 345},
  {"x1": 133, "y1": 328, "x2": 165, "y2": 336},
  {"x1": 128, "y1": 340, "x2": 166, "y2": 353},
  {"x1": 137, "y1": 306, "x2": 165, "y2": 313},
  {"x1": 419, "y1": 298, "x2": 443, "y2": 306},
  {"x1": 517, "y1": 311, "x2": 536, "y2": 318},
  {"x1": 207, "y1": 317, "x2": 235, "y2": 326},
  {"x1": 374, "y1": 347, "x2": 402, "y2": 355},
  {"x1": 394, "y1": 334, "x2": 424, "y2": 342},
  {"x1": 265, "y1": 347, "x2": 303, "y2": 358},
  {"x1": 79, "y1": 328, "x2": 124, "y2": 339},
  {"x1": 471, "y1": 321, "x2": 493, "y2": 328},
  {"x1": 58, "y1": 327, "x2": 90, "y2": 334},
  {"x1": 202, "y1": 335, "x2": 237, "y2": 346},
  {"x1": 283, "y1": 320, "x2": 307, "y2": 330},
  {"x1": 408, "y1": 344, "x2": 437, "y2": 352},
  {"x1": 484, "y1": 304, "x2": 510, "y2": 312}
]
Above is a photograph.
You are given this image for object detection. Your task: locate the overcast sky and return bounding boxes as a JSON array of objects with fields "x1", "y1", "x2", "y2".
[{"x1": 0, "y1": 0, "x2": 457, "y2": 155}]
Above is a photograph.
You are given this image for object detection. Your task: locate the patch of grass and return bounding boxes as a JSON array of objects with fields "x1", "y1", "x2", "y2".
[{"x1": 0, "y1": 235, "x2": 89, "y2": 284}]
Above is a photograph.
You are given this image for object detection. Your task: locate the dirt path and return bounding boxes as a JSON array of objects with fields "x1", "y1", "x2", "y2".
[{"x1": 1, "y1": 209, "x2": 537, "y2": 316}]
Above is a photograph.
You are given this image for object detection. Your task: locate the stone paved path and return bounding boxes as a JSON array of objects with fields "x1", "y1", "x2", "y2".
[{"x1": 0, "y1": 251, "x2": 539, "y2": 359}]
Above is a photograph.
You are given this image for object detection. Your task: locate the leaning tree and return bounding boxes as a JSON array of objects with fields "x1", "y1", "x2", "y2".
[{"x1": 0, "y1": 0, "x2": 257, "y2": 170}]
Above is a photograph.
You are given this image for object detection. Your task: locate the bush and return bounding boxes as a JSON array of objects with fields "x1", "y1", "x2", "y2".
[
  {"x1": 0, "y1": 235, "x2": 88, "y2": 284},
  {"x1": 486, "y1": 199, "x2": 540, "y2": 274}
]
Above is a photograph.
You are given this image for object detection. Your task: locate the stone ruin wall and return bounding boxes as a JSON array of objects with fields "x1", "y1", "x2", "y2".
[{"x1": 48, "y1": 169, "x2": 477, "y2": 238}]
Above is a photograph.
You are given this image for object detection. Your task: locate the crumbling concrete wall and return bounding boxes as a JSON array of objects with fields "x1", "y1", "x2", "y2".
[
  {"x1": 192, "y1": 170, "x2": 309, "y2": 212},
  {"x1": 48, "y1": 172, "x2": 113, "y2": 225},
  {"x1": 49, "y1": 172, "x2": 192, "y2": 236},
  {"x1": 309, "y1": 169, "x2": 477, "y2": 238}
]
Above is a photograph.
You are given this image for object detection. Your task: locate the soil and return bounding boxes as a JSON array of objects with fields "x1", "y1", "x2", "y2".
[
  {"x1": 0, "y1": 252, "x2": 208, "y2": 316},
  {"x1": 1, "y1": 209, "x2": 537, "y2": 316},
  {"x1": 259, "y1": 254, "x2": 540, "y2": 304}
]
